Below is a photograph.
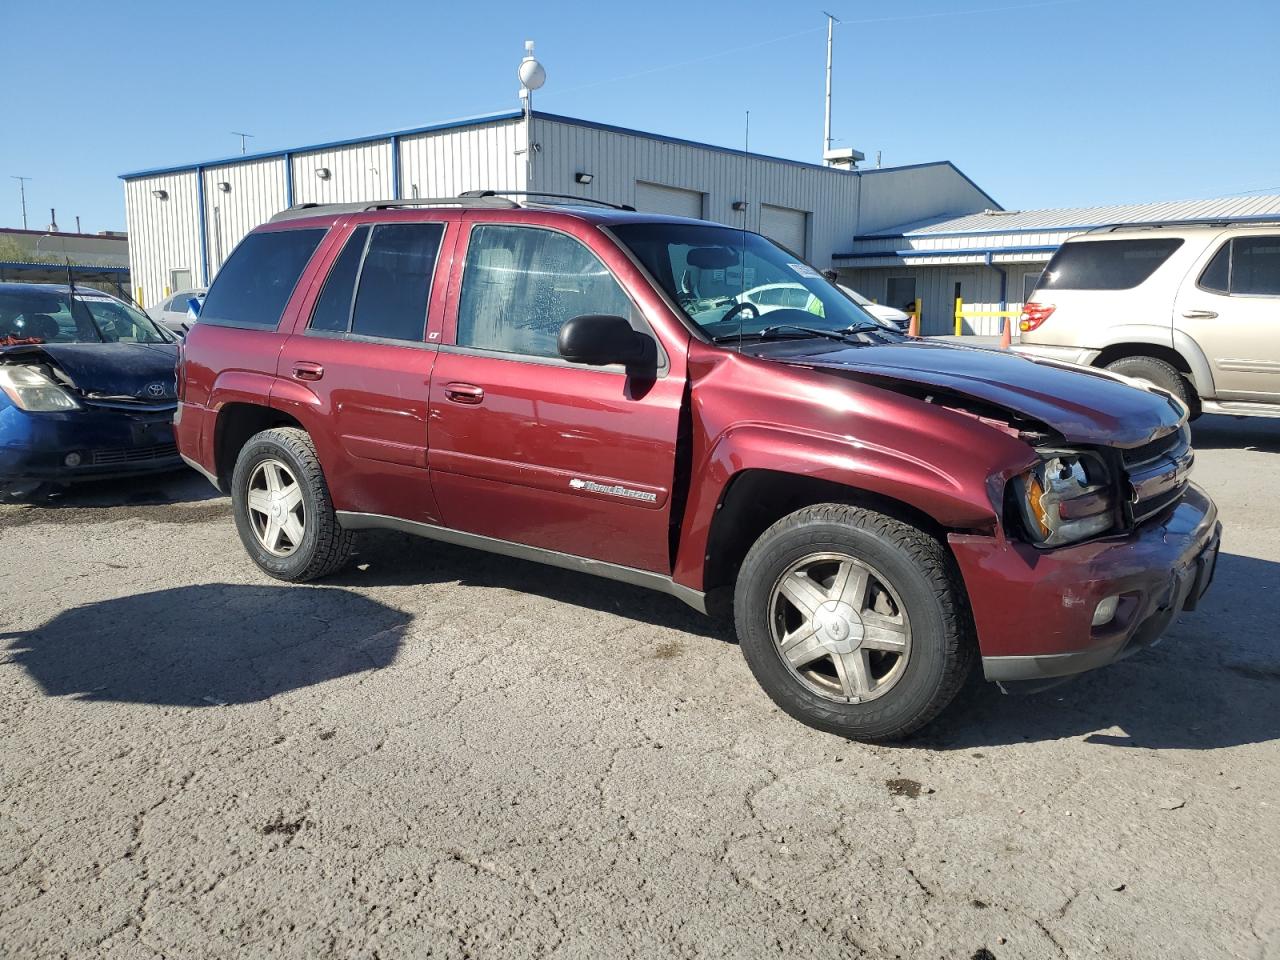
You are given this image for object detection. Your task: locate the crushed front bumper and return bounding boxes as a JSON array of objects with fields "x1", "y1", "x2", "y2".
[
  {"x1": 0, "y1": 405, "x2": 182, "y2": 485},
  {"x1": 950, "y1": 483, "x2": 1220, "y2": 683}
]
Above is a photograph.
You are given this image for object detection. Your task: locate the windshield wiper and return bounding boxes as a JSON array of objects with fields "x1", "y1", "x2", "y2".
[{"x1": 712, "y1": 324, "x2": 865, "y2": 345}]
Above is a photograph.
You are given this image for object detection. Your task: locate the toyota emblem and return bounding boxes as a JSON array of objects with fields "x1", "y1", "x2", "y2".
[{"x1": 145, "y1": 382, "x2": 168, "y2": 399}]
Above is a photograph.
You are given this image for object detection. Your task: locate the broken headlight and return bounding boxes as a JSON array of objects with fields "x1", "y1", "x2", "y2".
[
  {"x1": 0, "y1": 365, "x2": 80, "y2": 412},
  {"x1": 1011, "y1": 450, "x2": 1116, "y2": 547}
]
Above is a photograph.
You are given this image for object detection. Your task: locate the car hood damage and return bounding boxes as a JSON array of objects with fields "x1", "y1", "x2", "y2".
[
  {"x1": 774, "y1": 340, "x2": 1186, "y2": 447},
  {"x1": 0, "y1": 342, "x2": 179, "y2": 406}
]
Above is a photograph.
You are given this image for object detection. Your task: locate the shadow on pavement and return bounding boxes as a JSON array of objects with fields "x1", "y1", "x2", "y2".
[
  {"x1": 922, "y1": 552, "x2": 1280, "y2": 751},
  {"x1": 1191, "y1": 414, "x2": 1280, "y2": 452},
  {"x1": 0, "y1": 470, "x2": 226, "y2": 528},
  {"x1": 1, "y1": 584, "x2": 409, "y2": 706},
  {"x1": 331, "y1": 530, "x2": 734, "y2": 643}
]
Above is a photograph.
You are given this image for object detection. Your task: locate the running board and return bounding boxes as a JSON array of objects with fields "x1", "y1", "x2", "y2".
[
  {"x1": 335, "y1": 511, "x2": 707, "y2": 614},
  {"x1": 1200, "y1": 400, "x2": 1280, "y2": 420}
]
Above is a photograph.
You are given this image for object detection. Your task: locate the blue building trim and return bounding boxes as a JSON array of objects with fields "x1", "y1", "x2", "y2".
[
  {"x1": 284, "y1": 152, "x2": 294, "y2": 208},
  {"x1": 391, "y1": 135, "x2": 401, "y2": 201},
  {"x1": 196, "y1": 166, "x2": 209, "y2": 286},
  {"x1": 833, "y1": 244, "x2": 1061, "y2": 261},
  {"x1": 118, "y1": 109, "x2": 525, "y2": 180}
]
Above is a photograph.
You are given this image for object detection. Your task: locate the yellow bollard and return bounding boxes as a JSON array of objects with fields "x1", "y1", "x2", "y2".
[
  {"x1": 954, "y1": 297, "x2": 964, "y2": 336},
  {"x1": 136, "y1": 287, "x2": 145, "y2": 308}
]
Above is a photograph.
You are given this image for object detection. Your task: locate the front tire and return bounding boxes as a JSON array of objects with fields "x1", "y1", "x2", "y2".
[
  {"x1": 734, "y1": 503, "x2": 973, "y2": 742},
  {"x1": 230, "y1": 427, "x2": 354, "y2": 582}
]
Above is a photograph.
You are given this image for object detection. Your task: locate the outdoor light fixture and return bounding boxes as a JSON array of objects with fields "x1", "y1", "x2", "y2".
[
  {"x1": 732, "y1": 200, "x2": 749, "y2": 211},
  {"x1": 151, "y1": 189, "x2": 169, "y2": 201},
  {"x1": 217, "y1": 181, "x2": 231, "y2": 193},
  {"x1": 574, "y1": 172, "x2": 593, "y2": 185},
  {"x1": 315, "y1": 167, "x2": 331, "y2": 180}
]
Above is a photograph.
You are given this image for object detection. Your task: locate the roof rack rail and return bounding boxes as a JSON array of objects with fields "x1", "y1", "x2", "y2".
[
  {"x1": 458, "y1": 189, "x2": 637, "y2": 212},
  {"x1": 269, "y1": 196, "x2": 518, "y2": 223},
  {"x1": 1087, "y1": 216, "x2": 1280, "y2": 234}
]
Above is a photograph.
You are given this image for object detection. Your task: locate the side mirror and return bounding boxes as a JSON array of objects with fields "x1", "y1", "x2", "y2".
[{"x1": 558, "y1": 314, "x2": 649, "y2": 367}]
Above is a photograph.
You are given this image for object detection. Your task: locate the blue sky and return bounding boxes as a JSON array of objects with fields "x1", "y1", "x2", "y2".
[{"x1": 3, "y1": 0, "x2": 1277, "y2": 233}]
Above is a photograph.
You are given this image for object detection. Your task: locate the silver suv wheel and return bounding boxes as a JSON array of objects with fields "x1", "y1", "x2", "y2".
[
  {"x1": 246, "y1": 458, "x2": 306, "y2": 557},
  {"x1": 768, "y1": 551, "x2": 912, "y2": 703}
]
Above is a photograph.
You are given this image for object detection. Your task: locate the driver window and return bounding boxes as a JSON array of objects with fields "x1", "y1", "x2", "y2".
[{"x1": 456, "y1": 225, "x2": 632, "y2": 359}]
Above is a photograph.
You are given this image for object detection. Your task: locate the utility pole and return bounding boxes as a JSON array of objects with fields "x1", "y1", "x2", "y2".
[
  {"x1": 11, "y1": 176, "x2": 30, "y2": 230},
  {"x1": 823, "y1": 12, "x2": 838, "y2": 159},
  {"x1": 231, "y1": 131, "x2": 254, "y2": 155}
]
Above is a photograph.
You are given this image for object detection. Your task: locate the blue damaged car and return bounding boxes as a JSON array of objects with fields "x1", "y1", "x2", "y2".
[{"x1": 0, "y1": 282, "x2": 182, "y2": 497}]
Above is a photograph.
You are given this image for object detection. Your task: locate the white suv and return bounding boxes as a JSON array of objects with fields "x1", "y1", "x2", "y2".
[{"x1": 1014, "y1": 222, "x2": 1280, "y2": 418}]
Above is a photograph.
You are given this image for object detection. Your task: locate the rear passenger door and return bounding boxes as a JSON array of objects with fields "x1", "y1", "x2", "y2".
[
  {"x1": 427, "y1": 219, "x2": 686, "y2": 574},
  {"x1": 276, "y1": 217, "x2": 451, "y2": 524},
  {"x1": 1177, "y1": 234, "x2": 1280, "y2": 400}
]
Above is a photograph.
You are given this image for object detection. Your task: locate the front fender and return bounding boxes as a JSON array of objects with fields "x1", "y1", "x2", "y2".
[{"x1": 671, "y1": 418, "x2": 1035, "y2": 591}]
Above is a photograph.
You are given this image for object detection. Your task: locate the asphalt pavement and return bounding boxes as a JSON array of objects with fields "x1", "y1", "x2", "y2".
[{"x1": 1, "y1": 415, "x2": 1277, "y2": 959}]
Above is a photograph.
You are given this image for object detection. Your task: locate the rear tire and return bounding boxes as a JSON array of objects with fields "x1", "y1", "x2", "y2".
[
  {"x1": 230, "y1": 427, "x2": 354, "y2": 582},
  {"x1": 733, "y1": 503, "x2": 973, "y2": 742},
  {"x1": 1104, "y1": 355, "x2": 1196, "y2": 414}
]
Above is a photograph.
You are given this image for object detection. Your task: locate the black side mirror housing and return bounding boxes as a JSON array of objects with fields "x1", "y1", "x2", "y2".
[{"x1": 558, "y1": 314, "x2": 649, "y2": 367}]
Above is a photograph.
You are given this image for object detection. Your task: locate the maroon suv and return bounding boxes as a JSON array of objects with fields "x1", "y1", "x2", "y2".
[{"x1": 176, "y1": 192, "x2": 1220, "y2": 741}]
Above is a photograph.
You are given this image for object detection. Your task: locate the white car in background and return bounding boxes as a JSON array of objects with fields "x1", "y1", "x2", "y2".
[
  {"x1": 732, "y1": 282, "x2": 908, "y2": 331},
  {"x1": 840, "y1": 286, "x2": 911, "y2": 331},
  {"x1": 147, "y1": 288, "x2": 205, "y2": 335}
]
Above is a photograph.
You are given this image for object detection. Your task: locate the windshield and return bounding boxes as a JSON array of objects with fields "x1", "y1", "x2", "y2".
[
  {"x1": 611, "y1": 222, "x2": 887, "y2": 339},
  {"x1": 0, "y1": 288, "x2": 174, "y2": 344}
]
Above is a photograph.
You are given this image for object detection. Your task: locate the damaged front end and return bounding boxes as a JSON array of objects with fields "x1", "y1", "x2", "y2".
[{"x1": 0, "y1": 343, "x2": 181, "y2": 492}]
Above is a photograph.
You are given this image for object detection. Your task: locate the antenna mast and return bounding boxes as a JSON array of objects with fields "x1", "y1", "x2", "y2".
[{"x1": 823, "y1": 12, "x2": 837, "y2": 158}]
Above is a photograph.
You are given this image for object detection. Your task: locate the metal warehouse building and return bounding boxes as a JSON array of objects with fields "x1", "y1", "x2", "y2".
[
  {"x1": 837, "y1": 194, "x2": 1280, "y2": 336},
  {"x1": 119, "y1": 109, "x2": 998, "y2": 307}
]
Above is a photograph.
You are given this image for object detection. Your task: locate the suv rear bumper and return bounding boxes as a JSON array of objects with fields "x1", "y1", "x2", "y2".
[{"x1": 949, "y1": 484, "x2": 1220, "y2": 683}]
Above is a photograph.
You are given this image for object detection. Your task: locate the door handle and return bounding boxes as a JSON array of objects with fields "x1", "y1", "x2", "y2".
[
  {"x1": 1181, "y1": 309, "x2": 1218, "y2": 320},
  {"x1": 444, "y1": 382, "x2": 484, "y2": 404},
  {"x1": 292, "y1": 362, "x2": 324, "y2": 381}
]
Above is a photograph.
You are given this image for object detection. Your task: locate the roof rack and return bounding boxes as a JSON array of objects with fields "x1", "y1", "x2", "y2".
[
  {"x1": 458, "y1": 189, "x2": 637, "y2": 212},
  {"x1": 269, "y1": 195, "x2": 518, "y2": 223},
  {"x1": 1087, "y1": 216, "x2": 1280, "y2": 234}
]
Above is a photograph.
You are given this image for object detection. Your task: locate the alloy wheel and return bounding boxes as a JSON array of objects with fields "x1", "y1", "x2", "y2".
[
  {"x1": 246, "y1": 459, "x2": 306, "y2": 557},
  {"x1": 768, "y1": 552, "x2": 912, "y2": 703}
]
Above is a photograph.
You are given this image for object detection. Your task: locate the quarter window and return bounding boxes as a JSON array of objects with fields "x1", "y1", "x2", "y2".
[
  {"x1": 1198, "y1": 242, "x2": 1230, "y2": 294},
  {"x1": 456, "y1": 225, "x2": 632, "y2": 359},
  {"x1": 199, "y1": 229, "x2": 325, "y2": 329},
  {"x1": 1038, "y1": 238, "x2": 1184, "y2": 291}
]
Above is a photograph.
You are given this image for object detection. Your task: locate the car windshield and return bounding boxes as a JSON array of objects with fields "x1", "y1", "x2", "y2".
[
  {"x1": 611, "y1": 222, "x2": 888, "y2": 339},
  {"x1": 0, "y1": 287, "x2": 174, "y2": 344}
]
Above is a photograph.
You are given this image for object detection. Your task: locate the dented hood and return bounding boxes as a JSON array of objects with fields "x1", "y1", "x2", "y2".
[
  {"x1": 3, "y1": 342, "x2": 178, "y2": 402},
  {"x1": 776, "y1": 339, "x2": 1184, "y2": 447}
]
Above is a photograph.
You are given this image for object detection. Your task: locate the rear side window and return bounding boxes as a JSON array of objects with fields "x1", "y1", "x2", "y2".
[
  {"x1": 456, "y1": 224, "x2": 632, "y2": 358},
  {"x1": 1197, "y1": 236, "x2": 1280, "y2": 296},
  {"x1": 309, "y1": 226, "x2": 369, "y2": 333},
  {"x1": 1038, "y1": 238, "x2": 1184, "y2": 291},
  {"x1": 199, "y1": 229, "x2": 324, "y2": 329},
  {"x1": 306, "y1": 222, "x2": 443, "y2": 341}
]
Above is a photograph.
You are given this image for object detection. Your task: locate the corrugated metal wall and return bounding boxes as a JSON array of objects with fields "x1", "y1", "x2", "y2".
[
  {"x1": 291, "y1": 140, "x2": 394, "y2": 206},
  {"x1": 840, "y1": 259, "x2": 1052, "y2": 335},
  {"x1": 201, "y1": 157, "x2": 287, "y2": 275},
  {"x1": 398, "y1": 119, "x2": 526, "y2": 198},
  {"x1": 122, "y1": 171, "x2": 201, "y2": 308},
  {"x1": 530, "y1": 118, "x2": 859, "y2": 266}
]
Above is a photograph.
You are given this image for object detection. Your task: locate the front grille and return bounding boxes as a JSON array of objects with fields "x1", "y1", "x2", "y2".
[
  {"x1": 1123, "y1": 424, "x2": 1193, "y2": 524},
  {"x1": 1123, "y1": 424, "x2": 1190, "y2": 471},
  {"x1": 91, "y1": 443, "x2": 179, "y2": 466}
]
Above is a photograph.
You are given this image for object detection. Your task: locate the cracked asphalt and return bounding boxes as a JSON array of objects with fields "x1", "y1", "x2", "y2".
[{"x1": 2, "y1": 415, "x2": 1278, "y2": 959}]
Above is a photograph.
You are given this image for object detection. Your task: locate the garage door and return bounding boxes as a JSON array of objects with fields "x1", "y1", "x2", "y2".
[
  {"x1": 760, "y1": 204, "x2": 809, "y2": 257},
  {"x1": 634, "y1": 182, "x2": 704, "y2": 219}
]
